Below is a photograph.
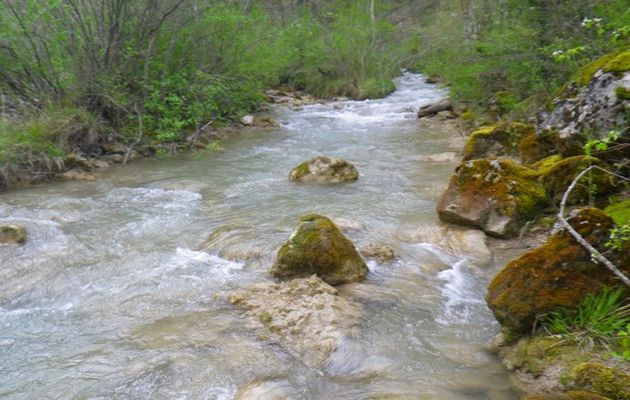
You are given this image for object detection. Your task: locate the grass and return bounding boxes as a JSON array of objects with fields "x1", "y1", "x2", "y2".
[{"x1": 537, "y1": 287, "x2": 630, "y2": 353}]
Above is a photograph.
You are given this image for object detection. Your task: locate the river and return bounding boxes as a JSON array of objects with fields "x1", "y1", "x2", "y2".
[{"x1": 0, "y1": 73, "x2": 521, "y2": 399}]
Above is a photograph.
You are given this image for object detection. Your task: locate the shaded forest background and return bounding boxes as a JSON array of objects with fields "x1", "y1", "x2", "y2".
[{"x1": 0, "y1": 0, "x2": 628, "y2": 165}]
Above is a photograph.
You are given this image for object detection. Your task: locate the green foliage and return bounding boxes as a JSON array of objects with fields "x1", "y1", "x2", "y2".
[
  {"x1": 612, "y1": 324, "x2": 630, "y2": 360},
  {"x1": 142, "y1": 72, "x2": 263, "y2": 142},
  {"x1": 606, "y1": 224, "x2": 630, "y2": 252},
  {"x1": 0, "y1": 105, "x2": 100, "y2": 163},
  {"x1": 538, "y1": 287, "x2": 630, "y2": 351}
]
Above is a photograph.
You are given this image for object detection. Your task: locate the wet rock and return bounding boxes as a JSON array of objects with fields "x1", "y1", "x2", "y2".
[
  {"x1": 65, "y1": 152, "x2": 94, "y2": 170},
  {"x1": 200, "y1": 224, "x2": 266, "y2": 262},
  {"x1": 360, "y1": 243, "x2": 396, "y2": 263},
  {"x1": 229, "y1": 275, "x2": 363, "y2": 367},
  {"x1": 398, "y1": 226, "x2": 492, "y2": 267},
  {"x1": 503, "y1": 334, "x2": 629, "y2": 399},
  {"x1": 241, "y1": 115, "x2": 255, "y2": 125},
  {"x1": 522, "y1": 391, "x2": 611, "y2": 400},
  {"x1": 234, "y1": 379, "x2": 295, "y2": 400},
  {"x1": 417, "y1": 100, "x2": 452, "y2": 118},
  {"x1": 0, "y1": 224, "x2": 27, "y2": 245},
  {"x1": 106, "y1": 154, "x2": 124, "y2": 163},
  {"x1": 93, "y1": 159, "x2": 110, "y2": 169},
  {"x1": 486, "y1": 208, "x2": 630, "y2": 334},
  {"x1": 537, "y1": 52, "x2": 629, "y2": 140},
  {"x1": 289, "y1": 156, "x2": 359, "y2": 184},
  {"x1": 462, "y1": 122, "x2": 534, "y2": 161},
  {"x1": 270, "y1": 214, "x2": 368, "y2": 285},
  {"x1": 437, "y1": 158, "x2": 548, "y2": 238},
  {"x1": 60, "y1": 169, "x2": 98, "y2": 181},
  {"x1": 417, "y1": 152, "x2": 459, "y2": 163},
  {"x1": 332, "y1": 217, "x2": 363, "y2": 232}
]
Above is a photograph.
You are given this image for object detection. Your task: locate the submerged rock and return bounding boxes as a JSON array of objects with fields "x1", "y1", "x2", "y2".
[
  {"x1": 398, "y1": 225, "x2": 492, "y2": 267},
  {"x1": 0, "y1": 224, "x2": 27, "y2": 245},
  {"x1": 462, "y1": 122, "x2": 534, "y2": 161},
  {"x1": 289, "y1": 156, "x2": 359, "y2": 183},
  {"x1": 417, "y1": 100, "x2": 452, "y2": 118},
  {"x1": 229, "y1": 275, "x2": 363, "y2": 368},
  {"x1": 270, "y1": 214, "x2": 368, "y2": 285},
  {"x1": 437, "y1": 158, "x2": 548, "y2": 238},
  {"x1": 234, "y1": 379, "x2": 295, "y2": 400},
  {"x1": 486, "y1": 208, "x2": 630, "y2": 334},
  {"x1": 360, "y1": 243, "x2": 396, "y2": 263}
]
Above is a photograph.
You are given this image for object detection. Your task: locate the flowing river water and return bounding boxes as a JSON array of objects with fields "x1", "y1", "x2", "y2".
[{"x1": 0, "y1": 74, "x2": 523, "y2": 399}]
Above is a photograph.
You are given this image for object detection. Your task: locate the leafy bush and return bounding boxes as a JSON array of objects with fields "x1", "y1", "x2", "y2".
[{"x1": 538, "y1": 287, "x2": 630, "y2": 352}]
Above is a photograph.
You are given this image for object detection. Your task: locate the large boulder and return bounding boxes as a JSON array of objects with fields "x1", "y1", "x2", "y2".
[
  {"x1": 229, "y1": 275, "x2": 363, "y2": 368},
  {"x1": 0, "y1": 224, "x2": 27, "y2": 245},
  {"x1": 537, "y1": 52, "x2": 629, "y2": 140},
  {"x1": 534, "y1": 155, "x2": 616, "y2": 206},
  {"x1": 270, "y1": 214, "x2": 368, "y2": 285},
  {"x1": 486, "y1": 208, "x2": 630, "y2": 334},
  {"x1": 289, "y1": 156, "x2": 358, "y2": 183},
  {"x1": 462, "y1": 122, "x2": 534, "y2": 161},
  {"x1": 437, "y1": 159, "x2": 548, "y2": 238}
]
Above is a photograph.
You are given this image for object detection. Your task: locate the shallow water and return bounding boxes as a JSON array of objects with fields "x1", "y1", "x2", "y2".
[{"x1": 0, "y1": 73, "x2": 521, "y2": 399}]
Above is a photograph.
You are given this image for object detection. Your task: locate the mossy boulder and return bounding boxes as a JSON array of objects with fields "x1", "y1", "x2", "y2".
[
  {"x1": 538, "y1": 52, "x2": 629, "y2": 140},
  {"x1": 522, "y1": 392, "x2": 610, "y2": 400},
  {"x1": 0, "y1": 224, "x2": 27, "y2": 245},
  {"x1": 486, "y1": 208, "x2": 630, "y2": 334},
  {"x1": 289, "y1": 156, "x2": 359, "y2": 184},
  {"x1": 535, "y1": 156, "x2": 616, "y2": 206},
  {"x1": 462, "y1": 122, "x2": 535, "y2": 161},
  {"x1": 519, "y1": 130, "x2": 560, "y2": 165},
  {"x1": 437, "y1": 158, "x2": 548, "y2": 238},
  {"x1": 567, "y1": 362, "x2": 630, "y2": 400},
  {"x1": 270, "y1": 214, "x2": 368, "y2": 285}
]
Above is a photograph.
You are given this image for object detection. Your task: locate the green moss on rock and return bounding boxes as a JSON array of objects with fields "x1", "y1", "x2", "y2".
[
  {"x1": 575, "y1": 53, "x2": 621, "y2": 86},
  {"x1": 0, "y1": 224, "x2": 27, "y2": 245},
  {"x1": 536, "y1": 156, "x2": 616, "y2": 206},
  {"x1": 462, "y1": 122, "x2": 535, "y2": 161},
  {"x1": 270, "y1": 214, "x2": 368, "y2": 285},
  {"x1": 568, "y1": 363, "x2": 630, "y2": 400},
  {"x1": 603, "y1": 52, "x2": 630, "y2": 74},
  {"x1": 289, "y1": 156, "x2": 359, "y2": 183},
  {"x1": 519, "y1": 131, "x2": 560, "y2": 165},
  {"x1": 615, "y1": 86, "x2": 630, "y2": 101},
  {"x1": 437, "y1": 158, "x2": 548, "y2": 238},
  {"x1": 522, "y1": 392, "x2": 611, "y2": 400},
  {"x1": 486, "y1": 208, "x2": 629, "y2": 333},
  {"x1": 604, "y1": 199, "x2": 630, "y2": 226}
]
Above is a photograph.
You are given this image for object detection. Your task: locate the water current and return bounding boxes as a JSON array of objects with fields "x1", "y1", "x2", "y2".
[{"x1": 0, "y1": 73, "x2": 522, "y2": 399}]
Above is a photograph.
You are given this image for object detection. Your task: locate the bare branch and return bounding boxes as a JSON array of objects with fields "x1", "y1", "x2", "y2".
[{"x1": 557, "y1": 165, "x2": 630, "y2": 288}]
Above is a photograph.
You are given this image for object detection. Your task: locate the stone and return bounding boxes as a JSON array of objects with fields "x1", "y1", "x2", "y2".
[
  {"x1": 534, "y1": 156, "x2": 616, "y2": 206},
  {"x1": 270, "y1": 214, "x2": 368, "y2": 285},
  {"x1": 59, "y1": 169, "x2": 97, "y2": 181},
  {"x1": 537, "y1": 52, "x2": 629, "y2": 140},
  {"x1": 462, "y1": 122, "x2": 534, "y2": 161},
  {"x1": 229, "y1": 275, "x2": 363, "y2": 367},
  {"x1": 417, "y1": 100, "x2": 453, "y2": 118},
  {"x1": 437, "y1": 158, "x2": 548, "y2": 238},
  {"x1": 93, "y1": 159, "x2": 110, "y2": 169},
  {"x1": 398, "y1": 226, "x2": 492, "y2": 267},
  {"x1": 360, "y1": 243, "x2": 396, "y2": 263},
  {"x1": 486, "y1": 208, "x2": 630, "y2": 334},
  {"x1": 241, "y1": 115, "x2": 255, "y2": 125},
  {"x1": 234, "y1": 379, "x2": 295, "y2": 400},
  {"x1": 0, "y1": 224, "x2": 27, "y2": 245},
  {"x1": 522, "y1": 392, "x2": 610, "y2": 400},
  {"x1": 289, "y1": 156, "x2": 359, "y2": 184}
]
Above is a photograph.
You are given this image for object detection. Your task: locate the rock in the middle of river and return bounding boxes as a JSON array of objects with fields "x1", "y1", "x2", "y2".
[
  {"x1": 270, "y1": 214, "x2": 368, "y2": 285},
  {"x1": 289, "y1": 156, "x2": 359, "y2": 183}
]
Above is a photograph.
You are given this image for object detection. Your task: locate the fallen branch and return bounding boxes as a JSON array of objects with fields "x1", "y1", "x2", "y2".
[{"x1": 558, "y1": 165, "x2": 630, "y2": 287}]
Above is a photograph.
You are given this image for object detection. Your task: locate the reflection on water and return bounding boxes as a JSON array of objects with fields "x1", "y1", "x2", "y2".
[{"x1": 0, "y1": 73, "x2": 520, "y2": 399}]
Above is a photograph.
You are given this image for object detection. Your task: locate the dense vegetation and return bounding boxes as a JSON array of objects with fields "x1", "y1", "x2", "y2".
[{"x1": 0, "y1": 0, "x2": 628, "y2": 185}]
